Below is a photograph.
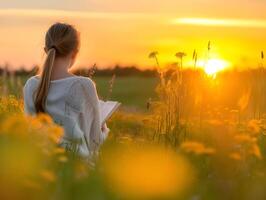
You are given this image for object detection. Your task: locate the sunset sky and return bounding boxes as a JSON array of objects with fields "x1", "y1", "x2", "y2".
[{"x1": 0, "y1": 0, "x2": 266, "y2": 70}]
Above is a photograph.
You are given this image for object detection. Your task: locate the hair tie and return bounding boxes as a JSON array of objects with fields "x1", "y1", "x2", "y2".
[{"x1": 50, "y1": 45, "x2": 57, "y2": 51}]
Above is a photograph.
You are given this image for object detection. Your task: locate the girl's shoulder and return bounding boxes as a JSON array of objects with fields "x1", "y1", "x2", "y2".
[
  {"x1": 23, "y1": 76, "x2": 39, "y2": 90},
  {"x1": 75, "y1": 76, "x2": 95, "y2": 86},
  {"x1": 25, "y1": 75, "x2": 39, "y2": 83},
  {"x1": 65, "y1": 76, "x2": 97, "y2": 110},
  {"x1": 69, "y1": 76, "x2": 96, "y2": 92}
]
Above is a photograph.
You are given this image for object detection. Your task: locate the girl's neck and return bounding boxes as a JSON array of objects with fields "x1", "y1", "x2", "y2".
[{"x1": 50, "y1": 57, "x2": 74, "y2": 80}]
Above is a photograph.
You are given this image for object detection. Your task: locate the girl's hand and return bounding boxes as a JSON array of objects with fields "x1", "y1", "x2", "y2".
[
  {"x1": 101, "y1": 123, "x2": 109, "y2": 133},
  {"x1": 101, "y1": 123, "x2": 110, "y2": 140}
]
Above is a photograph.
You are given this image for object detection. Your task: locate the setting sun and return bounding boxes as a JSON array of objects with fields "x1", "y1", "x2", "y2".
[{"x1": 196, "y1": 59, "x2": 230, "y2": 76}]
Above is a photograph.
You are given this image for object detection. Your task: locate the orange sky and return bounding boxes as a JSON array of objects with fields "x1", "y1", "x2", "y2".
[{"x1": 0, "y1": 0, "x2": 266, "y2": 70}]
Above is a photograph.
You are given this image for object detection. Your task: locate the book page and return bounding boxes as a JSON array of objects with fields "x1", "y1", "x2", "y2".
[{"x1": 99, "y1": 100, "x2": 121, "y2": 125}]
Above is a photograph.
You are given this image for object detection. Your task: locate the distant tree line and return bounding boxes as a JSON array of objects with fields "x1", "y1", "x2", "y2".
[
  {"x1": 0, "y1": 65, "x2": 39, "y2": 76},
  {"x1": 0, "y1": 64, "x2": 157, "y2": 77},
  {"x1": 74, "y1": 65, "x2": 157, "y2": 77}
]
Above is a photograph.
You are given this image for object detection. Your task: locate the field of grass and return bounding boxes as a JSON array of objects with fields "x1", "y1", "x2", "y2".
[
  {"x1": 1, "y1": 70, "x2": 266, "y2": 200},
  {"x1": 94, "y1": 76, "x2": 158, "y2": 111}
]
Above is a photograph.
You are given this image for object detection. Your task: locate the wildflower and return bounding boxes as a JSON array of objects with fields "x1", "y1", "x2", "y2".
[
  {"x1": 208, "y1": 41, "x2": 211, "y2": 51},
  {"x1": 54, "y1": 147, "x2": 66, "y2": 154},
  {"x1": 102, "y1": 145, "x2": 194, "y2": 199},
  {"x1": 23, "y1": 179, "x2": 41, "y2": 190},
  {"x1": 249, "y1": 144, "x2": 262, "y2": 159},
  {"x1": 0, "y1": 114, "x2": 30, "y2": 137},
  {"x1": 181, "y1": 141, "x2": 216, "y2": 155},
  {"x1": 238, "y1": 91, "x2": 250, "y2": 111},
  {"x1": 247, "y1": 119, "x2": 261, "y2": 134},
  {"x1": 206, "y1": 119, "x2": 224, "y2": 126},
  {"x1": 36, "y1": 113, "x2": 53, "y2": 124},
  {"x1": 48, "y1": 126, "x2": 64, "y2": 143},
  {"x1": 146, "y1": 98, "x2": 152, "y2": 110},
  {"x1": 149, "y1": 51, "x2": 165, "y2": 86},
  {"x1": 230, "y1": 109, "x2": 239, "y2": 113},
  {"x1": 148, "y1": 51, "x2": 159, "y2": 68},
  {"x1": 88, "y1": 63, "x2": 97, "y2": 78},
  {"x1": 105, "y1": 74, "x2": 116, "y2": 100},
  {"x1": 142, "y1": 117, "x2": 151, "y2": 124},
  {"x1": 234, "y1": 133, "x2": 262, "y2": 160},
  {"x1": 194, "y1": 94, "x2": 202, "y2": 106},
  {"x1": 58, "y1": 156, "x2": 68, "y2": 163},
  {"x1": 192, "y1": 49, "x2": 198, "y2": 68},
  {"x1": 229, "y1": 152, "x2": 242, "y2": 161},
  {"x1": 74, "y1": 161, "x2": 89, "y2": 179},
  {"x1": 175, "y1": 52, "x2": 187, "y2": 69},
  {"x1": 234, "y1": 134, "x2": 257, "y2": 144},
  {"x1": 40, "y1": 170, "x2": 56, "y2": 182}
]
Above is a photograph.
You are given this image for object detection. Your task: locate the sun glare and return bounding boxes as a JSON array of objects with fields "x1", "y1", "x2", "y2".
[
  {"x1": 194, "y1": 59, "x2": 230, "y2": 76},
  {"x1": 204, "y1": 59, "x2": 229, "y2": 76}
]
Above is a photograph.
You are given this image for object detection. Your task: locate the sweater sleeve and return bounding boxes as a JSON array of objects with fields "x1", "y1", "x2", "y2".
[
  {"x1": 80, "y1": 78, "x2": 109, "y2": 152},
  {"x1": 23, "y1": 78, "x2": 36, "y2": 115},
  {"x1": 23, "y1": 85, "x2": 31, "y2": 115}
]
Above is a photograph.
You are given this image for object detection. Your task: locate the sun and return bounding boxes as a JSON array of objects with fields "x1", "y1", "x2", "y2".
[{"x1": 204, "y1": 59, "x2": 230, "y2": 76}]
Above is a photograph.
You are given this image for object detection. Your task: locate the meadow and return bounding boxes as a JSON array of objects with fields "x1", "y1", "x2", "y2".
[
  {"x1": 94, "y1": 76, "x2": 158, "y2": 111},
  {"x1": 0, "y1": 67, "x2": 266, "y2": 200}
]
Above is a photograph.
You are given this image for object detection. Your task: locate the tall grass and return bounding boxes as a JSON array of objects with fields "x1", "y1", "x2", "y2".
[
  {"x1": 1, "y1": 54, "x2": 266, "y2": 199},
  {"x1": 150, "y1": 51, "x2": 266, "y2": 148}
]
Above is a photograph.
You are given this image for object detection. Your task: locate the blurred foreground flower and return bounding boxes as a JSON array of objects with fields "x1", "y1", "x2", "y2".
[
  {"x1": 40, "y1": 170, "x2": 56, "y2": 182},
  {"x1": 101, "y1": 144, "x2": 194, "y2": 199},
  {"x1": 0, "y1": 110, "x2": 64, "y2": 199}
]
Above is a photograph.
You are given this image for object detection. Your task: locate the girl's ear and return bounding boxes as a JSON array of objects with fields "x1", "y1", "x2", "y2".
[{"x1": 71, "y1": 50, "x2": 78, "y2": 60}]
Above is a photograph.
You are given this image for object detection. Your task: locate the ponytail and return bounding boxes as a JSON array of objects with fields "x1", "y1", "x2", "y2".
[
  {"x1": 34, "y1": 22, "x2": 80, "y2": 113},
  {"x1": 34, "y1": 48, "x2": 56, "y2": 113}
]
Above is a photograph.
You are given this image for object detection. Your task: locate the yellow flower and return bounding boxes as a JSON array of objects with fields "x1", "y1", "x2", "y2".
[
  {"x1": 233, "y1": 134, "x2": 262, "y2": 160},
  {"x1": 238, "y1": 91, "x2": 250, "y2": 111},
  {"x1": 229, "y1": 152, "x2": 242, "y2": 161},
  {"x1": 48, "y1": 126, "x2": 64, "y2": 143},
  {"x1": 54, "y1": 147, "x2": 66, "y2": 154},
  {"x1": 58, "y1": 156, "x2": 68, "y2": 163},
  {"x1": 206, "y1": 119, "x2": 224, "y2": 126},
  {"x1": 0, "y1": 114, "x2": 30, "y2": 137},
  {"x1": 181, "y1": 141, "x2": 216, "y2": 155},
  {"x1": 74, "y1": 161, "x2": 89, "y2": 179},
  {"x1": 234, "y1": 134, "x2": 257, "y2": 144},
  {"x1": 40, "y1": 170, "x2": 56, "y2": 182},
  {"x1": 23, "y1": 179, "x2": 42, "y2": 190},
  {"x1": 247, "y1": 119, "x2": 261, "y2": 134},
  {"x1": 249, "y1": 144, "x2": 262, "y2": 159},
  {"x1": 36, "y1": 113, "x2": 53, "y2": 124},
  {"x1": 102, "y1": 145, "x2": 194, "y2": 199}
]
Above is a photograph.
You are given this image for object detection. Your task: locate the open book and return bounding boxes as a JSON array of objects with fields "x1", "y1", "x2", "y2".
[{"x1": 99, "y1": 100, "x2": 121, "y2": 125}]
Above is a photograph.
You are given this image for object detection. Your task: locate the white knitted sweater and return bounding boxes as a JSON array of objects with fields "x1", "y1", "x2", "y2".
[{"x1": 23, "y1": 76, "x2": 108, "y2": 157}]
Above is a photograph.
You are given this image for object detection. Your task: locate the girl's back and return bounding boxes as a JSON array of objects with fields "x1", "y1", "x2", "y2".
[
  {"x1": 24, "y1": 75, "x2": 107, "y2": 157},
  {"x1": 24, "y1": 23, "x2": 108, "y2": 158}
]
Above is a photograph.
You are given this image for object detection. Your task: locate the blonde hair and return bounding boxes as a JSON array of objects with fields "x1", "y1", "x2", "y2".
[{"x1": 34, "y1": 22, "x2": 80, "y2": 113}]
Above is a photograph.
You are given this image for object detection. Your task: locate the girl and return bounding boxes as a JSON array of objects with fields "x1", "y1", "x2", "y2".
[{"x1": 23, "y1": 22, "x2": 109, "y2": 158}]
